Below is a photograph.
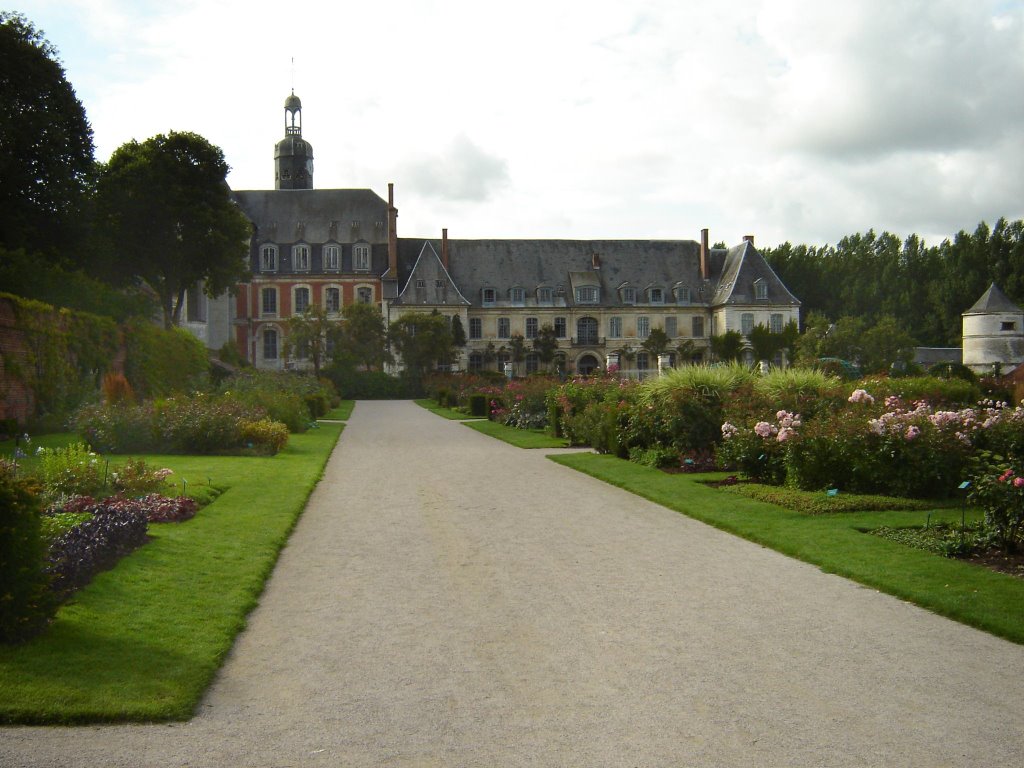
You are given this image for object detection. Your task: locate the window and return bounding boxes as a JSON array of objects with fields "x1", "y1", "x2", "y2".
[
  {"x1": 649, "y1": 288, "x2": 664, "y2": 304},
  {"x1": 525, "y1": 353, "x2": 539, "y2": 374},
  {"x1": 675, "y1": 285, "x2": 691, "y2": 304},
  {"x1": 577, "y1": 317, "x2": 599, "y2": 345},
  {"x1": 353, "y1": 244, "x2": 370, "y2": 272},
  {"x1": 357, "y1": 287, "x2": 373, "y2": 304},
  {"x1": 323, "y1": 245, "x2": 340, "y2": 271},
  {"x1": 741, "y1": 313, "x2": 754, "y2": 335},
  {"x1": 260, "y1": 245, "x2": 278, "y2": 272},
  {"x1": 622, "y1": 286, "x2": 636, "y2": 304},
  {"x1": 294, "y1": 287, "x2": 310, "y2": 314},
  {"x1": 537, "y1": 287, "x2": 553, "y2": 304},
  {"x1": 263, "y1": 328, "x2": 278, "y2": 360},
  {"x1": 525, "y1": 317, "x2": 538, "y2": 339},
  {"x1": 754, "y1": 279, "x2": 768, "y2": 300},
  {"x1": 609, "y1": 317, "x2": 622, "y2": 338},
  {"x1": 637, "y1": 316, "x2": 650, "y2": 339},
  {"x1": 575, "y1": 286, "x2": 599, "y2": 304},
  {"x1": 497, "y1": 317, "x2": 511, "y2": 338},
  {"x1": 554, "y1": 317, "x2": 567, "y2": 338},
  {"x1": 482, "y1": 288, "x2": 496, "y2": 306},
  {"x1": 636, "y1": 352, "x2": 650, "y2": 371},
  {"x1": 469, "y1": 318, "x2": 482, "y2": 339},
  {"x1": 415, "y1": 279, "x2": 426, "y2": 289},
  {"x1": 293, "y1": 244, "x2": 310, "y2": 271},
  {"x1": 770, "y1": 313, "x2": 784, "y2": 334},
  {"x1": 664, "y1": 316, "x2": 677, "y2": 337},
  {"x1": 469, "y1": 353, "x2": 483, "y2": 372},
  {"x1": 510, "y1": 287, "x2": 525, "y2": 305},
  {"x1": 435, "y1": 279, "x2": 444, "y2": 288},
  {"x1": 326, "y1": 287, "x2": 341, "y2": 313},
  {"x1": 1002, "y1": 321, "x2": 1017, "y2": 331},
  {"x1": 261, "y1": 287, "x2": 277, "y2": 316},
  {"x1": 692, "y1": 316, "x2": 705, "y2": 337}
]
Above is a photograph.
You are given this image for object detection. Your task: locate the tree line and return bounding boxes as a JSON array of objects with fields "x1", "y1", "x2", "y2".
[{"x1": 762, "y1": 219, "x2": 1024, "y2": 348}]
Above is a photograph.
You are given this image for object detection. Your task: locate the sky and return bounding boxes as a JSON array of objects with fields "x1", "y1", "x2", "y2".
[{"x1": 13, "y1": 0, "x2": 1024, "y2": 249}]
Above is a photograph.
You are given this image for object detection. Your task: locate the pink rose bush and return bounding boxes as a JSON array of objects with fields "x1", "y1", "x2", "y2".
[{"x1": 718, "y1": 388, "x2": 1024, "y2": 498}]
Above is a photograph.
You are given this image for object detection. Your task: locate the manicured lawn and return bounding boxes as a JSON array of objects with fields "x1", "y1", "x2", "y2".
[
  {"x1": 414, "y1": 398, "x2": 484, "y2": 420},
  {"x1": 550, "y1": 454, "x2": 1024, "y2": 645},
  {"x1": 321, "y1": 399, "x2": 355, "y2": 421},
  {"x1": 0, "y1": 423, "x2": 343, "y2": 724},
  {"x1": 464, "y1": 419, "x2": 568, "y2": 448}
]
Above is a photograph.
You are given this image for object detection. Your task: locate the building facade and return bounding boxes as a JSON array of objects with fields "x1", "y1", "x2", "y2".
[{"x1": 185, "y1": 94, "x2": 801, "y2": 374}]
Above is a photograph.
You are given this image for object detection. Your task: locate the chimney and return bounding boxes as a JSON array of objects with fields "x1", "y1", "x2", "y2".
[
  {"x1": 743, "y1": 234, "x2": 755, "y2": 247},
  {"x1": 441, "y1": 228, "x2": 449, "y2": 271},
  {"x1": 387, "y1": 183, "x2": 398, "y2": 278},
  {"x1": 700, "y1": 228, "x2": 709, "y2": 281}
]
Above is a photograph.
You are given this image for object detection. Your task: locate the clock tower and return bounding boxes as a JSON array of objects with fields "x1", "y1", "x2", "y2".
[{"x1": 274, "y1": 91, "x2": 314, "y2": 189}]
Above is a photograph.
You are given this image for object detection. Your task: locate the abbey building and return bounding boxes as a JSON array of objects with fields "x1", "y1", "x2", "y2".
[{"x1": 184, "y1": 93, "x2": 801, "y2": 374}]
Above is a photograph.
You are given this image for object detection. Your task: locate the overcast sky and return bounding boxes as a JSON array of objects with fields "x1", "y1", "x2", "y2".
[{"x1": 15, "y1": 0, "x2": 1024, "y2": 248}]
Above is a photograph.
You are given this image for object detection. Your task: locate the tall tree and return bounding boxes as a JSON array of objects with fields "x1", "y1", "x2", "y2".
[
  {"x1": 284, "y1": 305, "x2": 340, "y2": 379},
  {"x1": 533, "y1": 324, "x2": 559, "y2": 371},
  {"x1": 640, "y1": 328, "x2": 671, "y2": 359},
  {"x1": 0, "y1": 13, "x2": 95, "y2": 256},
  {"x1": 709, "y1": 331, "x2": 744, "y2": 363},
  {"x1": 96, "y1": 131, "x2": 251, "y2": 328},
  {"x1": 334, "y1": 302, "x2": 390, "y2": 371},
  {"x1": 388, "y1": 312, "x2": 454, "y2": 378},
  {"x1": 509, "y1": 333, "x2": 526, "y2": 375}
]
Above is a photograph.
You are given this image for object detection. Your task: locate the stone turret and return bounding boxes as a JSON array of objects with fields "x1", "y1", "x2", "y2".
[
  {"x1": 274, "y1": 91, "x2": 313, "y2": 189},
  {"x1": 962, "y1": 283, "x2": 1024, "y2": 373}
]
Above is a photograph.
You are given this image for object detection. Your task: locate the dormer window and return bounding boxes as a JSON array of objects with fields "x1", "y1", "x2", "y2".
[
  {"x1": 482, "y1": 288, "x2": 496, "y2": 306},
  {"x1": 621, "y1": 286, "x2": 636, "y2": 304},
  {"x1": 576, "y1": 286, "x2": 600, "y2": 304},
  {"x1": 353, "y1": 244, "x2": 370, "y2": 272},
  {"x1": 674, "y1": 285, "x2": 691, "y2": 304},
  {"x1": 510, "y1": 287, "x2": 525, "y2": 305},
  {"x1": 648, "y1": 288, "x2": 664, "y2": 304},
  {"x1": 293, "y1": 244, "x2": 310, "y2": 272},
  {"x1": 415, "y1": 279, "x2": 426, "y2": 289},
  {"x1": 323, "y1": 245, "x2": 340, "y2": 271},
  {"x1": 260, "y1": 244, "x2": 278, "y2": 272},
  {"x1": 537, "y1": 287, "x2": 553, "y2": 304},
  {"x1": 754, "y1": 279, "x2": 768, "y2": 300}
]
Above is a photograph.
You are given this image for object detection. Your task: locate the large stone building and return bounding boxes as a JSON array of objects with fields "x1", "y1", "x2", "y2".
[{"x1": 186, "y1": 94, "x2": 801, "y2": 374}]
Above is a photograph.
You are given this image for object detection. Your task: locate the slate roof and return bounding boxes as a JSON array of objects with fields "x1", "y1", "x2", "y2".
[
  {"x1": 232, "y1": 189, "x2": 389, "y2": 244},
  {"x1": 394, "y1": 237, "x2": 799, "y2": 309},
  {"x1": 397, "y1": 242, "x2": 470, "y2": 306},
  {"x1": 963, "y1": 283, "x2": 1023, "y2": 315}
]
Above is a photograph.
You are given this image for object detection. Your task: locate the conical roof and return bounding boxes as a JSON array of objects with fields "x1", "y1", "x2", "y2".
[{"x1": 963, "y1": 283, "x2": 1023, "y2": 315}]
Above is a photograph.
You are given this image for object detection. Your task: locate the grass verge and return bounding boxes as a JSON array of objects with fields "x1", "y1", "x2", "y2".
[
  {"x1": 549, "y1": 453, "x2": 1024, "y2": 645},
  {"x1": 413, "y1": 398, "x2": 483, "y2": 420},
  {"x1": 0, "y1": 423, "x2": 343, "y2": 724},
  {"x1": 321, "y1": 400, "x2": 355, "y2": 421},
  {"x1": 464, "y1": 420, "x2": 568, "y2": 448}
]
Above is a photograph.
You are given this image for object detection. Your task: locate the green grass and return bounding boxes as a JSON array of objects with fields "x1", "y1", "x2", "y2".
[
  {"x1": 414, "y1": 398, "x2": 484, "y2": 420},
  {"x1": 464, "y1": 420, "x2": 568, "y2": 448},
  {"x1": 320, "y1": 399, "x2": 355, "y2": 421},
  {"x1": 549, "y1": 454, "x2": 1024, "y2": 645},
  {"x1": 717, "y1": 481, "x2": 957, "y2": 515},
  {"x1": 0, "y1": 423, "x2": 343, "y2": 724}
]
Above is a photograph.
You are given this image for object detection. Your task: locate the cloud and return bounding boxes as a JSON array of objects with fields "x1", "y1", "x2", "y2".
[{"x1": 399, "y1": 135, "x2": 510, "y2": 203}]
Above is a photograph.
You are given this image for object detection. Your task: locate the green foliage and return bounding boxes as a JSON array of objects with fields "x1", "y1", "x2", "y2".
[
  {"x1": 95, "y1": 131, "x2": 251, "y2": 329},
  {"x1": 968, "y1": 458, "x2": 1024, "y2": 553},
  {"x1": 0, "y1": 13, "x2": 94, "y2": 257},
  {"x1": 533, "y1": 324, "x2": 560, "y2": 367},
  {"x1": 797, "y1": 314, "x2": 916, "y2": 373},
  {"x1": 928, "y1": 362, "x2": 979, "y2": 383},
  {"x1": 238, "y1": 419, "x2": 290, "y2": 456},
  {"x1": 450, "y1": 315, "x2": 467, "y2": 347},
  {"x1": 283, "y1": 305, "x2": 340, "y2": 378},
  {"x1": 36, "y1": 443, "x2": 107, "y2": 505},
  {"x1": 638, "y1": 362, "x2": 755, "y2": 405},
  {"x1": 0, "y1": 459, "x2": 55, "y2": 643},
  {"x1": 326, "y1": 367, "x2": 416, "y2": 399},
  {"x1": 709, "y1": 330, "x2": 744, "y2": 362},
  {"x1": 747, "y1": 324, "x2": 784, "y2": 362},
  {"x1": 388, "y1": 311, "x2": 455, "y2": 378},
  {"x1": 723, "y1": 482, "x2": 937, "y2": 515},
  {"x1": 469, "y1": 393, "x2": 488, "y2": 417},
  {"x1": 123, "y1": 320, "x2": 209, "y2": 399},
  {"x1": 640, "y1": 327, "x2": 671, "y2": 358},
  {"x1": 334, "y1": 303, "x2": 390, "y2": 371}
]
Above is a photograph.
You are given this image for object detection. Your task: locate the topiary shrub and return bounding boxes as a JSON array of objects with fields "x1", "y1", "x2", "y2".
[
  {"x1": 468, "y1": 393, "x2": 488, "y2": 417},
  {"x1": 0, "y1": 460, "x2": 55, "y2": 643},
  {"x1": 239, "y1": 418, "x2": 290, "y2": 455}
]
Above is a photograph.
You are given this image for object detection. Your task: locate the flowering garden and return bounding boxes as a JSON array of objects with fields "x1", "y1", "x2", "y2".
[{"x1": 426, "y1": 365, "x2": 1024, "y2": 562}]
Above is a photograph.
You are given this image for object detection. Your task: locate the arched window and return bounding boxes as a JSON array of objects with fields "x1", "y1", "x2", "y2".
[
  {"x1": 577, "y1": 317, "x2": 599, "y2": 345},
  {"x1": 323, "y1": 245, "x2": 340, "y2": 271},
  {"x1": 262, "y1": 328, "x2": 279, "y2": 360},
  {"x1": 293, "y1": 244, "x2": 311, "y2": 271},
  {"x1": 577, "y1": 354, "x2": 600, "y2": 375}
]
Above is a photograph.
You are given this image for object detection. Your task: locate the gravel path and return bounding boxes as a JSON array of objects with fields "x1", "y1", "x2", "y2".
[{"x1": 3, "y1": 399, "x2": 1024, "y2": 767}]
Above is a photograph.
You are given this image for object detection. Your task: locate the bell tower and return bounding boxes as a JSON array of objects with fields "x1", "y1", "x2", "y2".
[{"x1": 274, "y1": 91, "x2": 314, "y2": 189}]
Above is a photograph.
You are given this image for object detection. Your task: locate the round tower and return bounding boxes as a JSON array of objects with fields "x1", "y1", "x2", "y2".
[
  {"x1": 274, "y1": 91, "x2": 313, "y2": 189},
  {"x1": 962, "y1": 283, "x2": 1024, "y2": 373}
]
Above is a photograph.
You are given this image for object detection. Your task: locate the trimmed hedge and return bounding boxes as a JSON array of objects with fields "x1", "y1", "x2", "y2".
[{"x1": 122, "y1": 320, "x2": 209, "y2": 399}]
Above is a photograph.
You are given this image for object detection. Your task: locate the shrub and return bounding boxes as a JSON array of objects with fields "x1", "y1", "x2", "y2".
[
  {"x1": 45, "y1": 502, "x2": 148, "y2": 598},
  {"x1": 0, "y1": 459, "x2": 55, "y2": 643},
  {"x1": 109, "y1": 457, "x2": 173, "y2": 497},
  {"x1": 967, "y1": 459, "x2": 1024, "y2": 553},
  {"x1": 101, "y1": 371, "x2": 135, "y2": 405},
  {"x1": 36, "y1": 442, "x2": 108, "y2": 505},
  {"x1": 72, "y1": 401, "x2": 158, "y2": 453},
  {"x1": 123, "y1": 320, "x2": 209, "y2": 398},
  {"x1": 106, "y1": 494, "x2": 198, "y2": 524},
  {"x1": 239, "y1": 418, "x2": 290, "y2": 455},
  {"x1": 468, "y1": 393, "x2": 488, "y2": 417}
]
